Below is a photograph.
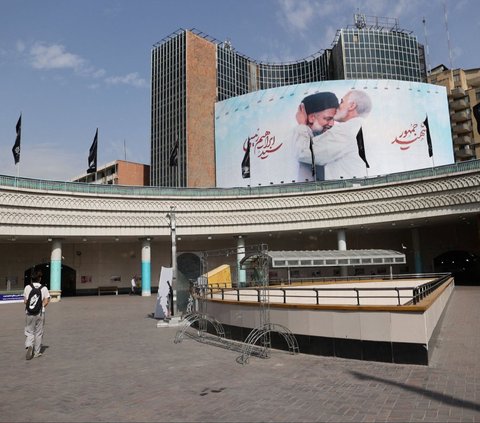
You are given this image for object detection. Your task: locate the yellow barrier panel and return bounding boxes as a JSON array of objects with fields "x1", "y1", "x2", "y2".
[{"x1": 207, "y1": 264, "x2": 232, "y2": 289}]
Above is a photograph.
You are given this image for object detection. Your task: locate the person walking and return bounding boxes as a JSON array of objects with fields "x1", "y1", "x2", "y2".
[
  {"x1": 130, "y1": 276, "x2": 137, "y2": 295},
  {"x1": 23, "y1": 269, "x2": 50, "y2": 360}
]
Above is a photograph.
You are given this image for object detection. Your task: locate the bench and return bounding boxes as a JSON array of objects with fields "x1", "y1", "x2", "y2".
[{"x1": 98, "y1": 286, "x2": 118, "y2": 296}]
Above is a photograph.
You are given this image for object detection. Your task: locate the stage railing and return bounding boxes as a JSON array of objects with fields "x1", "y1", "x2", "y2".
[
  {"x1": 411, "y1": 274, "x2": 452, "y2": 305},
  {"x1": 206, "y1": 274, "x2": 452, "y2": 306}
]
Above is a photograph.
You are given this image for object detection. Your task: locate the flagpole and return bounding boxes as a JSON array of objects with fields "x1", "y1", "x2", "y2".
[
  {"x1": 177, "y1": 137, "x2": 180, "y2": 187},
  {"x1": 17, "y1": 113, "x2": 21, "y2": 180}
]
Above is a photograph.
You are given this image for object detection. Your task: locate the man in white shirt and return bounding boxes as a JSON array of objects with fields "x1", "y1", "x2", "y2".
[
  {"x1": 295, "y1": 89, "x2": 372, "y2": 180},
  {"x1": 23, "y1": 270, "x2": 50, "y2": 360},
  {"x1": 130, "y1": 276, "x2": 137, "y2": 295},
  {"x1": 290, "y1": 92, "x2": 339, "y2": 181}
]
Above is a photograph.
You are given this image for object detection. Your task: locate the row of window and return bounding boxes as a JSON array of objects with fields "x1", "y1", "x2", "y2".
[
  {"x1": 217, "y1": 49, "x2": 328, "y2": 101},
  {"x1": 344, "y1": 66, "x2": 420, "y2": 81},
  {"x1": 151, "y1": 34, "x2": 187, "y2": 187},
  {"x1": 342, "y1": 29, "x2": 418, "y2": 48},
  {"x1": 340, "y1": 29, "x2": 421, "y2": 83},
  {"x1": 345, "y1": 48, "x2": 418, "y2": 63},
  {"x1": 273, "y1": 256, "x2": 404, "y2": 266}
]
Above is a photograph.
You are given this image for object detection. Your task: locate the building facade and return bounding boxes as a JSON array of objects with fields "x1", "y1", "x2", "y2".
[
  {"x1": 428, "y1": 65, "x2": 480, "y2": 162},
  {"x1": 1, "y1": 160, "x2": 480, "y2": 299},
  {"x1": 329, "y1": 15, "x2": 426, "y2": 81},
  {"x1": 151, "y1": 30, "x2": 331, "y2": 188},
  {"x1": 151, "y1": 15, "x2": 426, "y2": 188},
  {"x1": 72, "y1": 160, "x2": 150, "y2": 186}
]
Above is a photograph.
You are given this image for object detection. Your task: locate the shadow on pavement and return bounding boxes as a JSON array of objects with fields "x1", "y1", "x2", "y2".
[{"x1": 350, "y1": 370, "x2": 480, "y2": 412}]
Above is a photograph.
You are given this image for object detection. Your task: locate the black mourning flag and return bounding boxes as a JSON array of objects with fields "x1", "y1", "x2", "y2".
[
  {"x1": 473, "y1": 103, "x2": 480, "y2": 135},
  {"x1": 356, "y1": 126, "x2": 370, "y2": 168},
  {"x1": 169, "y1": 139, "x2": 179, "y2": 167},
  {"x1": 12, "y1": 115, "x2": 21, "y2": 165},
  {"x1": 87, "y1": 129, "x2": 98, "y2": 174},
  {"x1": 309, "y1": 135, "x2": 315, "y2": 177},
  {"x1": 241, "y1": 138, "x2": 251, "y2": 178},
  {"x1": 423, "y1": 115, "x2": 433, "y2": 157}
]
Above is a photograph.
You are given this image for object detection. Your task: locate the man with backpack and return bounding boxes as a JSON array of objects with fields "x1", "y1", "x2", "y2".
[{"x1": 23, "y1": 269, "x2": 50, "y2": 360}]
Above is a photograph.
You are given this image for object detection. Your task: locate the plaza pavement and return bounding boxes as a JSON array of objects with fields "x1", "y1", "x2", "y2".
[{"x1": 0, "y1": 286, "x2": 479, "y2": 422}]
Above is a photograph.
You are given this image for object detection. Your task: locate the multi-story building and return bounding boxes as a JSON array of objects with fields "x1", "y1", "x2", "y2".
[
  {"x1": 71, "y1": 160, "x2": 150, "y2": 186},
  {"x1": 150, "y1": 30, "x2": 330, "y2": 188},
  {"x1": 151, "y1": 16, "x2": 426, "y2": 188},
  {"x1": 329, "y1": 14, "x2": 426, "y2": 81},
  {"x1": 428, "y1": 65, "x2": 480, "y2": 161},
  {"x1": 151, "y1": 30, "x2": 216, "y2": 189}
]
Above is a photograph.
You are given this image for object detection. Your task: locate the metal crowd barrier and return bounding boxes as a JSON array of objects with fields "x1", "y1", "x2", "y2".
[{"x1": 206, "y1": 274, "x2": 452, "y2": 306}]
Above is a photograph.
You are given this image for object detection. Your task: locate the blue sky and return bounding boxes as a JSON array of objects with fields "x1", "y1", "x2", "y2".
[{"x1": 1, "y1": 0, "x2": 478, "y2": 181}]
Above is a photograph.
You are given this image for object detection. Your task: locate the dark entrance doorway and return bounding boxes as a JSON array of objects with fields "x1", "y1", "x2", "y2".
[
  {"x1": 24, "y1": 263, "x2": 77, "y2": 296},
  {"x1": 433, "y1": 250, "x2": 480, "y2": 285},
  {"x1": 177, "y1": 253, "x2": 203, "y2": 313}
]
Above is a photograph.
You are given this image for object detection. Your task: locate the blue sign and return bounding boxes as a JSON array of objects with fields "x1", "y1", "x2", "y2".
[{"x1": 0, "y1": 293, "x2": 23, "y2": 303}]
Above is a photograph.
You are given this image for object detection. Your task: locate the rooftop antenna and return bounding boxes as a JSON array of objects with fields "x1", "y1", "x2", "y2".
[
  {"x1": 443, "y1": 1, "x2": 454, "y2": 69},
  {"x1": 422, "y1": 17, "x2": 431, "y2": 76},
  {"x1": 354, "y1": 12, "x2": 367, "y2": 29},
  {"x1": 223, "y1": 38, "x2": 233, "y2": 50}
]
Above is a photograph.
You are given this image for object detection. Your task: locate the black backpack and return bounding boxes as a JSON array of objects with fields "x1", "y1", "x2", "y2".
[{"x1": 26, "y1": 284, "x2": 43, "y2": 316}]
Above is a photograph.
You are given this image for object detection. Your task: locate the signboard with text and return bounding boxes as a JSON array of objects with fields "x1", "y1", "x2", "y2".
[{"x1": 214, "y1": 79, "x2": 454, "y2": 187}]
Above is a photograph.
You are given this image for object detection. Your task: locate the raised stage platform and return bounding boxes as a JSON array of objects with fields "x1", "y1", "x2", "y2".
[{"x1": 201, "y1": 277, "x2": 454, "y2": 365}]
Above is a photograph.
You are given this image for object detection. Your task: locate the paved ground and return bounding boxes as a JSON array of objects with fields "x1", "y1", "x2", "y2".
[{"x1": 0, "y1": 286, "x2": 479, "y2": 422}]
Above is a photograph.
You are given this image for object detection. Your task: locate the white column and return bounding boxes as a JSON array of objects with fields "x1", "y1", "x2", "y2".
[
  {"x1": 337, "y1": 229, "x2": 348, "y2": 277},
  {"x1": 171, "y1": 223, "x2": 177, "y2": 316},
  {"x1": 167, "y1": 206, "x2": 178, "y2": 316},
  {"x1": 236, "y1": 236, "x2": 246, "y2": 287},
  {"x1": 337, "y1": 229, "x2": 347, "y2": 251}
]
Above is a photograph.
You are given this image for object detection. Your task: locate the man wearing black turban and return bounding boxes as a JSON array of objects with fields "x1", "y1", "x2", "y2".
[
  {"x1": 295, "y1": 89, "x2": 372, "y2": 181},
  {"x1": 292, "y1": 92, "x2": 339, "y2": 180},
  {"x1": 297, "y1": 92, "x2": 339, "y2": 135}
]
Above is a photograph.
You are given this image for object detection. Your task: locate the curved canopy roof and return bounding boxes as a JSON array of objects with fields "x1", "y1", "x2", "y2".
[{"x1": 268, "y1": 250, "x2": 406, "y2": 268}]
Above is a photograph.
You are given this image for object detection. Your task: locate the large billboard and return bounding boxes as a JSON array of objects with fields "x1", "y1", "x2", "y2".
[{"x1": 215, "y1": 80, "x2": 454, "y2": 187}]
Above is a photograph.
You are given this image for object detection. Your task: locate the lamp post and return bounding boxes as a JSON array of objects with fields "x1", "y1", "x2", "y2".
[{"x1": 166, "y1": 206, "x2": 178, "y2": 317}]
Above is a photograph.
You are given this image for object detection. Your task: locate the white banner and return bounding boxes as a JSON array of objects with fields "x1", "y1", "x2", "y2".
[
  {"x1": 154, "y1": 266, "x2": 173, "y2": 319},
  {"x1": 215, "y1": 79, "x2": 454, "y2": 187}
]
